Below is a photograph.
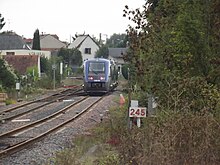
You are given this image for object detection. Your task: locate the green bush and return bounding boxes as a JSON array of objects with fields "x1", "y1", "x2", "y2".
[
  {"x1": 36, "y1": 77, "x2": 53, "y2": 89},
  {"x1": 99, "y1": 109, "x2": 220, "y2": 164},
  {"x1": 121, "y1": 64, "x2": 129, "y2": 80},
  {"x1": 5, "y1": 99, "x2": 16, "y2": 105}
]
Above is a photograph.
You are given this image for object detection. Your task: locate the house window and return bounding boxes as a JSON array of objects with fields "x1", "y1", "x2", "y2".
[{"x1": 85, "y1": 48, "x2": 91, "y2": 54}]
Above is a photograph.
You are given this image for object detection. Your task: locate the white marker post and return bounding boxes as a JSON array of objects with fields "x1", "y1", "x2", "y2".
[
  {"x1": 60, "y1": 62, "x2": 63, "y2": 83},
  {"x1": 16, "y1": 82, "x2": 20, "y2": 101},
  {"x1": 129, "y1": 100, "x2": 147, "y2": 128}
]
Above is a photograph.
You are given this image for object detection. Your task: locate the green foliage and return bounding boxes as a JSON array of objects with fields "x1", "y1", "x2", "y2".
[
  {"x1": 26, "y1": 65, "x2": 38, "y2": 81},
  {"x1": 123, "y1": 0, "x2": 220, "y2": 112},
  {"x1": 51, "y1": 132, "x2": 119, "y2": 165},
  {"x1": 121, "y1": 64, "x2": 129, "y2": 80},
  {"x1": 95, "y1": 45, "x2": 109, "y2": 58},
  {"x1": 40, "y1": 56, "x2": 49, "y2": 73},
  {"x1": 0, "y1": 59, "x2": 17, "y2": 90},
  {"x1": 5, "y1": 99, "x2": 16, "y2": 105},
  {"x1": 91, "y1": 106, "x2": 220, "y2": 164},
  {"x1": 32, "y1": 29, "x2": 41, "y2": 50},
  {"x1": 36, "y1": 77, "x2": 54, "y2": 89},
  {"x1": 106, "y1": 33, "x2": 128, "y2": 48},
  {"x1": 0, "y1": 13, "x2": 6, "y2": 30},
  {"x1": 49, "y1": 92, "x2": 220, "y2": 164},
  {"x1": 94, "y1": 153, "x2": 120, "y2": 165},
  {"x1": 58, "y1": 48, "x2": 82, "y2": 66},
  {"x1": 154, "y1": 75, "x2": 220, "y2": 112}
]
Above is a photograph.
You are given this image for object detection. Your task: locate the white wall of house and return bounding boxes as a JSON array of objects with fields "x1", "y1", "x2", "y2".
[
  {"x1": 0, "y1": 50, "x2": 51, "y2": 59},
  {"x1": 79, "y1": 37, "x2": 99, "y2": 61},
  {"x1": 68, "y1": 35, "x2": 99, "y2": 62}
]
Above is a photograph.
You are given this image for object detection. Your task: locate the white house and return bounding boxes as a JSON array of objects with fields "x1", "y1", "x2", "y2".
[{"x1": 68, "y1": 34, "x2": 100, "y2": 62}]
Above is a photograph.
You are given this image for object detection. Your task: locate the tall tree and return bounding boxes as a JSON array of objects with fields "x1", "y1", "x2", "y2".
[
  {"x1": 106, "y1": 33, "x2": 128, "y2": 48},
  {"x1": 0, "y1": 59, "x2": 17, "y2": 89},
  {"x1": 32, "y1": 29, "x2": 41, "y2": 50},
  {"x1": 124, "y1": 0, "x2": 219, "y2": 111},
  {"x1": 57, "y1": 48, "x2": 82, "y2": 66},
  {"x1": 95, "y1": 45, "x2": 109, "y2": 58},
  {"x1": 0, "y1": 13, "x2": 5, "y2": 30},
  {"x1": 40, "y1": 56, "x2": 49, "y2": 73}
]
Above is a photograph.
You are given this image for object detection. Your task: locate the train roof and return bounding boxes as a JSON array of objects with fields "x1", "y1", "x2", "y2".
[{"x1": 84, "y1": 58, "x2": 116, "y2": 64}]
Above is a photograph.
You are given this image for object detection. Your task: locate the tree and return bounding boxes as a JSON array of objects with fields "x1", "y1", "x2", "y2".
[
  {"x1": 106, "y1": 33, "x2": 128, "y2": 48},
  {"x1": 0, "y1": 59, "x2": 17, "y2": 90},
  {"x1": 32, "y1": 29, "x2": 41, "y2": 50},
  {"x1": 0, "y1": 13, "x2": 5, "y2": 31},
  {"x1": 40, "y1": 57, "x2": 50, "y2": 73},
  {"x1": 71, "y1": 49, "x2": 82, "y2": 66},
  {"x1": 57, "y1": 48, "x2": 82, "y2": 66},
  {"x1": 95, "y1": 45, "x2": 109, "y2": 58},
  {"x1": 123, "y1": 0, "x2": 219, "y2": 111}
]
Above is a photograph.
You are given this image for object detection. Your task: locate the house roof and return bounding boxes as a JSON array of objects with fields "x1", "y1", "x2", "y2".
[
  {"x1": 40, "y1": 34, "x2": 59, "y2": 40},
  {"x1": 39, "y1": 34, "x2": 66, "y2": 49},
  {"x1": 0, "y1": 32, "x2": 31, "y2": 50},
  {"x1": 69, "y1": 35, "x2": 99, "y2": 49},
  {"x1": 108, "y1": 48, "x2": 128, "y2": 58},
  {"x1": 3, "y1": 55, "x2": 38, "y2": 75}
]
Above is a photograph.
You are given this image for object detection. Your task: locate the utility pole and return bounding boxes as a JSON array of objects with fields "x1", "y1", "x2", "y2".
[{"x1": 127, "y1": 67, "x2": 132, "y2": 129}]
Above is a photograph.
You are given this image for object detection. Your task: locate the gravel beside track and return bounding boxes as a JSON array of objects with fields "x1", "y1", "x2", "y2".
[{"x1": 0, "y1": 92, "x2": 120, "y2": 165}]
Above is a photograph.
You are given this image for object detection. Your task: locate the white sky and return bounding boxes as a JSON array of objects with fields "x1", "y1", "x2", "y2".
[{"x1": 0, "y1": 0, "x2": 144, "y2": 42}]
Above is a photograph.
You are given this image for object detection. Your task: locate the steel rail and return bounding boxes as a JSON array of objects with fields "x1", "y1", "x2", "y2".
[
  {"x1": 0, "y1": 89, "x2": 83, "y2": 121},
  {"x1": 0, "y1": 87, "x2": 82, "y2": 114},
  {"x1": 0, "y1": 97, "x2": 88, "y2": 139},
  {"x1": 0, "y1": 95, "x2": 105, "y2": 158}
]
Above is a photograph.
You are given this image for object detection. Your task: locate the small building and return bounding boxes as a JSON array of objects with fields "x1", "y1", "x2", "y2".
[
  {"x1": 3, "y1": 55, "x2": 41, "y2": 77},
  {"x1": 68, "y1": 34, "x2": 100, "y2": 62},
  {"x1": 108, "y1": 48, "x2": 128, "y2": 72},
  {"x1": 0, "y1": 49, "x2": 51, "y2": 59}
]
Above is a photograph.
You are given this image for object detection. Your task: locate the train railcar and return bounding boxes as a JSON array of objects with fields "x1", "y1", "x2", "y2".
[{"x1": 83, "y1": 58, "x2": 118, "y2": 93}]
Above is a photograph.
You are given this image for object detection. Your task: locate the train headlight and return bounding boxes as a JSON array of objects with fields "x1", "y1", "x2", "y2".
[
  {"x1": 88, "y1": 76, "x2": 94, "y2": 80},
  {"x1": 100, "y1": 76, "x2": 105, "y2": 80}
]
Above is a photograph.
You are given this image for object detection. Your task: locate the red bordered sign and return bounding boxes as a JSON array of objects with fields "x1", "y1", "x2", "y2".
[{"x1": 129, "y1": 107, "x2": 147, "y2": 117}]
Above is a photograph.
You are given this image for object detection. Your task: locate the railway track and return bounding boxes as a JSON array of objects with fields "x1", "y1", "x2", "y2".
[
  {"x1": 0, "y1": 92, "x2": 106, "y2": 158},
  {"x1": 0, "y1": 87, "x2": 83, "y2": 122}
]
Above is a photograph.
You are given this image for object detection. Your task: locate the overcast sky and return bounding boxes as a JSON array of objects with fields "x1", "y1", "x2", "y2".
[{"x1": 0, "y1": 0, "x2": 144, "y2": 42}]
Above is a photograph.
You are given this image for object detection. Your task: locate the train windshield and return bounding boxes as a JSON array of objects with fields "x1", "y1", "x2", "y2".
[{"x1": 88, "y1": 62, "x2": 105, "y2": 74}]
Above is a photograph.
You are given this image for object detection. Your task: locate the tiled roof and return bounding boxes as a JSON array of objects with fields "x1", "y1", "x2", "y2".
[
  {"x1": 40, "y1": 34, "x2": 59, "y2": 40},
  {"x1": 0, "y1": 32, "x2": 30, "y2": 50},
  {"x1": 3, "y1": 55, "x2": 38, "y2": 75},
  {"x1": 69, "y1": 35, "x2": 99, "y2": 49},
  {"x1": 69, "y1": 35, "x2": 88, "y2": 48},
  {"x1": 108, "y1": 48, "x2": 128, "y2": 58}
]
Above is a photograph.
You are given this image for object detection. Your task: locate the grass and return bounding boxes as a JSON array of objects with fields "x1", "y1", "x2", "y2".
[
  {"x1": 46, "y1": 131, "x2": 120, "y2": 165},
  {"x1": 46, "y1": 76, "x2": 220, "y2": 164},
  {"x1": 48, "y1": 99, "x2": 220, "y2": 165},
  {"x1": 62, "y1": 77, "x2": 83, "y2": 87}
]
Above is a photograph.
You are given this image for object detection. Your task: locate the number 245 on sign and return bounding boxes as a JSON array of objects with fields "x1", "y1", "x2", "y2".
[{"x1": 129, "y1": 107, "x2": 147, "y2": 117}]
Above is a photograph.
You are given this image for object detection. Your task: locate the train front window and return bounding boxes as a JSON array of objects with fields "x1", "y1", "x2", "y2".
[{"x1": 88, "y1": 62, "x2": 105, "y2": 74}]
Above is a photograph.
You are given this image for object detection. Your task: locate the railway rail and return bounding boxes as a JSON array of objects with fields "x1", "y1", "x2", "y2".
[
  {"x1": 0, "y1": 87, "x2": 83, "y2": 122},
  {"x1": 0, "y1": 91, "x2": 107, "y2": 158}
]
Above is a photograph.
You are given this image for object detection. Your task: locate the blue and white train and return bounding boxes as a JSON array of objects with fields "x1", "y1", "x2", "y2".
[{"x1": 83, "y1": 58, "x2": 119, "y2": 93}]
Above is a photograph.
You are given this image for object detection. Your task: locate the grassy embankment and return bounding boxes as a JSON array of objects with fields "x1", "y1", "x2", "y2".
[{"x1": 47, "y1": 77, "x2": 220, "y2": 165}]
